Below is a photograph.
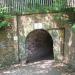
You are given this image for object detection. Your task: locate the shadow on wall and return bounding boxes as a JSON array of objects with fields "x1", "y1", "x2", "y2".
[{"x1": 25, "y1": 29, "x2": 54, "y2": 63}]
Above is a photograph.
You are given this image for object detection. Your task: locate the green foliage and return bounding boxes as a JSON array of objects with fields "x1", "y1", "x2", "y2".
[
  {"x1": 23, "y1": 3, "x2": 50, "y2": 14},
  {"x1": 72, "y1": 24, "x2": 75, "y2": 32},
  {"x1": 21, "y1": 0, "x2": 67, "y2": 14},
  {"x1": 52, "y1": 0, "x2": 67, "y2": 11},
  {"x1": 0, "y1": 21, "x2": 9, "y2": 28},
  {"x1": 0, "y1": 6, "x2": 13, "y2": 28},
  {"x1": 22, "y1": 0, "x2": 75, "y2": 13}
]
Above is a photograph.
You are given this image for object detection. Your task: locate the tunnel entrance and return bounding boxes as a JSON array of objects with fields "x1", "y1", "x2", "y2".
[{"x1": 25, "y1": 29, "x2": 54, "y2": 62}]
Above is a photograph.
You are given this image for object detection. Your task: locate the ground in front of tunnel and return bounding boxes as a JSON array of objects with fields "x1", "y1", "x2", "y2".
[{"x1": 0, "y1": 60, "x2": 75, "y2": 75}]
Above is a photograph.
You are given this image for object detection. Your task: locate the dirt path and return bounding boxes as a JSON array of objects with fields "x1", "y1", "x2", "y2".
[{"x1": 0, "y1": 60, "x2": 75, "y2": 75}]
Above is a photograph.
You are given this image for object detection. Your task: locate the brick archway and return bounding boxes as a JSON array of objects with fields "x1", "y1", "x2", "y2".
[{"x1": 25, "y1": 29, "x2": 54, "y2": 62}]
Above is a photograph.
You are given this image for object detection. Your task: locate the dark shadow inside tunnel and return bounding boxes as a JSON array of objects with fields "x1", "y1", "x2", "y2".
[{"x1": 25, "y1": 29, "x2": 54, "y2": 63}]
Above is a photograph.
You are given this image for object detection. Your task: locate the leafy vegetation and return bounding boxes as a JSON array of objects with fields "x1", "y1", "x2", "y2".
[
  {"x1": 25, "y1": 0, "x2": 67, "y2": 13},
  {"x1": 72, "y1": 24, "x2": 75, "y2": 32},
  {"x1": 0, "y1": 6, "x2": 13, "y2": 28},
  {"x1": 23, "y1": 0, "x2": 75, "y2": 14}
]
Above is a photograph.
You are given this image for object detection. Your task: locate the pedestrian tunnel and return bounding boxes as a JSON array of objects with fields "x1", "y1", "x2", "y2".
[{"x1": 25, "y1": 29, "x2": 54, "y2": 62}]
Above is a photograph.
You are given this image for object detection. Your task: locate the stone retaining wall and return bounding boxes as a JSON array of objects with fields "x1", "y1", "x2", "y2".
[
  {"x1": 0, "y1": 13, "x2": 75, "y2": 68},
  {"x1": 0, "y1": 17, "x2": 18, "y2": 68}
]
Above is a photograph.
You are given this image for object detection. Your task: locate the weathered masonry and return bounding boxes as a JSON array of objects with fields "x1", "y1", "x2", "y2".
[{"x1": 0, "y1": 0, "x2": 75, "y2": 68}]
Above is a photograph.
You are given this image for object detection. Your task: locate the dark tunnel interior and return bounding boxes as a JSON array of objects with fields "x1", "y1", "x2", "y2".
[{"x1": 25, "y1": 29, "x2": 54, "y2": 63}]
